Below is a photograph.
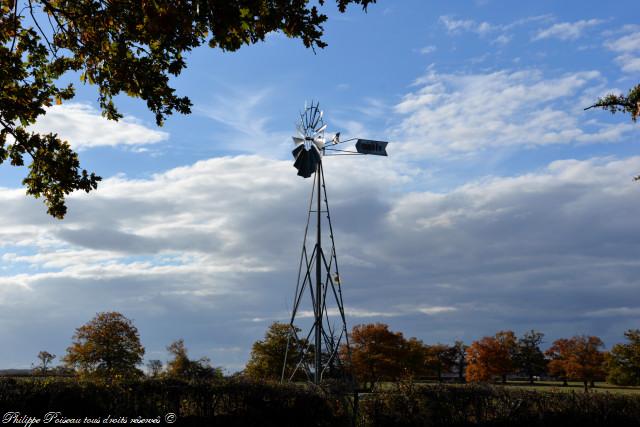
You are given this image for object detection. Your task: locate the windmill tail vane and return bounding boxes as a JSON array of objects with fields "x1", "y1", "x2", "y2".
[{"x1": 283, "y1": 101, "x2": 389, "y2": 386}]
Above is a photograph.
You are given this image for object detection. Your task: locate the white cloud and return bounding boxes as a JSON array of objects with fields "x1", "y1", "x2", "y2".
[
  {"x1": 439, "y1": 14, "x2": 553, "y2": 42},
  {"x1": 606, "y1": 31, "x2": 640, "y2": 52},
  {"x1": 298, "y1": 305, "x2": 458, "y2": 318},
  {"x1": 298, "y1": 308, "x2": 401, "y2": 318},
  {"x1": 418, "y1": 306, "x2": 457, "y2": 315},
  {"x1": 585, "y1": 307, "x2": 640, "y2": 318},
  {"x1": 31, "y1": 103, "x2": 168, "y2": 149},
  {"x1": 418, "y1": 45, "x2": 437, "y2": 55},
  {"x1": 605, "y1": 31, "x2": 640, "y2": 73},
  {"x1": 439, "y1": 16, "x2": 495, "y2": 35},
  {"x1": 533, "y1": 19, "x2": 603, "y2": 41},
  {"x1": 392, "y1": 68, "x2": 631, "y2": 157},
  {"x1": 614, "y1": 55, "x2": 640, "y2": 73},
  {"x1": 492, "y1": 34, "x2": 511, "y2": 45}
]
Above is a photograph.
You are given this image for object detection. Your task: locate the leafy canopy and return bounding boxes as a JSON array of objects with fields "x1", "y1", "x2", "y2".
[
  {"x1": 586, "y1": 84, "x2": 640, "y2": 123},
  {"x1": 586, "y1": 84, "x2": 640, "y2": 178},
  {"x1": 1, "y1": 0, "x2": 377, "y2": 218},
  {"x1": 245, "y1": 322, "x2": 307, "y2": 381},
  {"x1": 346, "y1": 323, "x2": 408, "y2": 390},
  {"x1": 165, "y1": 338, "x2": 222, "y2": 381},
  {"x1": 605, "y1": 329, "x2": 640, "y2": 386},
  {"x1": 423, "y1": 343, "x2": 456, "y2": 382},
  {"x1": 545, "y1": 335, "x2": 605, "y2": 391},
  {"x1": 63, "y1": 311, "x2": 145, "y2": 380},
  {"x1": 514, "y1": 330, "x2": 547, "y2": 384},
  {"x1": 465, "y1": 330, "x2": 517, "y2": 383}
]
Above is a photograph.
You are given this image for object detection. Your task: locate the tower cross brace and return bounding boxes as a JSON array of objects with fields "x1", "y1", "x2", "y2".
[{"x1": 282, "y1": 162, "x2": 352, "y2": 385}]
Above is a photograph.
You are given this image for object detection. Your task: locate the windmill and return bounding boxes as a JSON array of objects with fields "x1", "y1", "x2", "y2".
[{"x1": 282, "y1": 101, "x2": 388, "y2": 385}]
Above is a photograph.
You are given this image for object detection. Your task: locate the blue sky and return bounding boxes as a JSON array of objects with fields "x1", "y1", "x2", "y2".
[{"x1": 1, "y1": 0, "x2": 640, "y2": 372}]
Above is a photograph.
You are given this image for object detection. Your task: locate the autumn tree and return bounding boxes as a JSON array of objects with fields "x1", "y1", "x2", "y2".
[
  {"x1": 425, "y1": 344, "x2": 455, "y2": 382},
  {"x1": 245, "y1": 322, "x2": 309, "y2": 381},
  {"x1": 466, "y1": 330, "x2": 517, "y2": 383},
  {"x1": 605, "y1": 329, "x2": 640, "y2": 386},
  {"x1": 545, "y1": 338, "x2": 571, "y2": 386},
  {"x1": 63, "y1": 311, "x2": 144, "y2": 380},
  {"x1": 33, "y1": 350, "x2": 56, "y2": 375},
  {"x1": 514, "y1": 330, "x2": 547, "y2": 384},
  {"x1": 0, "y1": 0, "x2": 377, "y2": 218},
  {"x1": 545, "y1": 335, "x2": 606, "y2": 392},
  {"x1": 165, "y1": 339, "x2": 222, "y2": 381},
  {"x1": 347, "y1": 323, "x2": 407, "y2": 390}
]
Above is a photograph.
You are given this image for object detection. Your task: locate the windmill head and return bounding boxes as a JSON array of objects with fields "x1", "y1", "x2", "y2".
[{"x1": 292, "y1": 101, "x2": 326, "y2": 178}]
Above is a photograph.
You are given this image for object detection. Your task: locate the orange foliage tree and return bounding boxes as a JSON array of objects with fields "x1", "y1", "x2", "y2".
[
  {"x1": 546, "y1": 338, "x2": 572, "y2": 386},
  {"x1": 545, "y1": 335, "x2": 606, "y2": 391},
  {"x1": 465, "y1": 330, "x2": 517, "y2": 383},
  {"x1": 63, "y1": 312, "x2": 144, "y2": 381},
  {"x1": 345, "y1": 323, "x2": 409, "y2": 390}
]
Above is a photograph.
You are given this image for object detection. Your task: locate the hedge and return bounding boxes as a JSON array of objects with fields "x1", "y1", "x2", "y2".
[
  {"x1": 2, "y1": 379, "x2": 640, "y2": 426},
  {"x1": 359, "y1": 383, "x2": 640, "y2": 427}
]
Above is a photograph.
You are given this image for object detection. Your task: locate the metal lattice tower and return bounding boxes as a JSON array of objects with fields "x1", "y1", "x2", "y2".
[{"x1": 282, "y1": 102, "x2": 388, "y2": 385}]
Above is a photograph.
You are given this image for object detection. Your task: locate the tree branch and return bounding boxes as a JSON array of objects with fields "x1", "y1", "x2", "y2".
[{"x1": 28, "y1": 0, "x2": 58, "y2": 57}]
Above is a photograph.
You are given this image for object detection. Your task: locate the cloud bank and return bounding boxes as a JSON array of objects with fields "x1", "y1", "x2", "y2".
[
  {"x1": 1, "y1": 154, "x2": 640, "y2": 370},
  {"x1": 31, "y1": 103, "x2": 168, "y2": 149},
  {"x1": 392, "y1": 68, "x2": 631, "y2": 158}
]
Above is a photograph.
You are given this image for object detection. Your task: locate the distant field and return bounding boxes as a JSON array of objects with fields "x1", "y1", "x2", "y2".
[
  {"x1": 502, "y1": 380, "x2": 640, "y2": 395},
  {"x1": 409, "y1": 380, "x2": 640, "y2": 395}
]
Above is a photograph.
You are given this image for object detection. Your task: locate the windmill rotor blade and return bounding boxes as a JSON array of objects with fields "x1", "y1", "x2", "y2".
[
  {"x1": 293, "y1": 146, "x2": 321, "y2": 178},
  {"x1": 314, "y1": 124, "x2": 327, "y2": 134},
  {"x1": 305, "y1": 106, "x2": 312, "y2": 129},
  {"x1": 292, "y1": 136, "x2": 304, "y2": 145},
  {"x1": 308, "y1": 105, "x2": 315, "y2": 123},
  {"x1": 292, "y1": 143, "x2": 306, "y2": 160},
  {"x1": 311, "y1": 107, "x2": 322, "y2": 129},
  {"x1": 312, "y1": 109, "x2": 323, "y2": 129}
]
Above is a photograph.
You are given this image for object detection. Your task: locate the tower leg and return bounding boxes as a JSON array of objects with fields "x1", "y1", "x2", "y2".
[
  {"x1": 315, "y1": 162, "x2": 322, "y2": 384},
  {"x1": 284, "y1": 161, "x2": 353, "y2": 386}
]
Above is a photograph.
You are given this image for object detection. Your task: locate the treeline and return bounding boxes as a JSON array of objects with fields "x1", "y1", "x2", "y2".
[
  {"x1": 20, "y1": 312, "x2": 640, "y2": 393},
  {"x1": 28, "y1": 312, "x2": 221, "y2": 382},
  {"x1": 244, "y1": 323, "x2": 640, "y2": 391}
]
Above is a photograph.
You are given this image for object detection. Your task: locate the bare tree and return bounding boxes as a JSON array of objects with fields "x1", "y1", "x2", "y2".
[
  {"x1": 35, "y1": 351, "x2": 56, "y2": 375},
  {"x1": 147, "y1": 360, "x2": 163, "y2": 378}
]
